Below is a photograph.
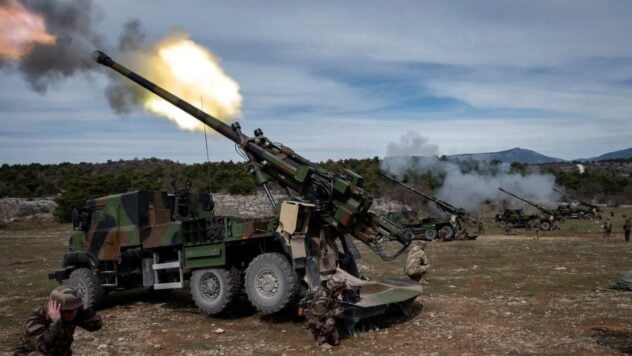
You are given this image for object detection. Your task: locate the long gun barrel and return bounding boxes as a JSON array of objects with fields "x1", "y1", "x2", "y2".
[
  {"x1": 553, "y1": 188, "x2": 600, "y2": 211},
  {"x1": 498, "y1": 187, "x2": 555, "y2": 216},
  {"x1": 378, "y1": 172, "x2": 467, "y2": 217},
  {"x1": 93, "y1": 51, "x2": 412, "y2": 260}
]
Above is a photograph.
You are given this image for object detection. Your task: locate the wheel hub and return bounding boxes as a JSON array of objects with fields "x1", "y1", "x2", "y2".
[
  {"x1": 255, "y1": 269, "x2": 279, "y2": 298},
  {"x1": 74, "y1": 282, "x2": 87, "y2": 300},
  {"x1": 200, "y1": 273, "x2": 221, "y2": 300}
]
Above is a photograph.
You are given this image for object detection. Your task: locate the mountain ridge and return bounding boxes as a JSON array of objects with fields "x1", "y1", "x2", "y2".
[
  {"x1": 437, "y1": 147, "x2": 632, "y2": 164},
  {"x1": 585, "y1": 147, "x2": 632, "y2": 161}
]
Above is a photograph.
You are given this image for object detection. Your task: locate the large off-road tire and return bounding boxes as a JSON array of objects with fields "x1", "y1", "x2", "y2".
[
  {"x1": 496, "y1": 220, "x2": 507, "y2": 229},
  {"x1": 424, "y1": 229, "x2": 437, "y2": 240},
  {"x1": 191, "y1": 267, "x2": 241, "y2": 315},
  {"x1": 540, "y1": 221, "x2": 552, "y2": 231},
  {"x1": 244, "y1": 253, "x2": 299, "y2": 314},
  {"x1": 584, "y1": 212, "x2": 595, "y2": 220},
  {"x1": 439, "y1": 225, "x2": 455, "y2": 240},
  {"x1": 68, "y1": 267, "x2": 103, "y2": 310}
]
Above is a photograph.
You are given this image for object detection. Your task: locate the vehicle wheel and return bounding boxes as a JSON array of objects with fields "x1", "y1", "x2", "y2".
[
  {"x1": 245, "y1": 253, "x2": 299, "y2": 314},
  {"x1": 540, "y1": 221, "x2": 552, "y2": 231},
  {"x1": 68, "y1": 267, "x2": 103, "y2": 310},
  {"x1": 497, "y1": 221, "x2": 507, "y2": 229},
  {"x1": 528, "y1": 219, "x2": 539, "y2": 230},
  {"x1": 439, "y1": 226, "x2": 454, "y2": 240},
  {"x1": 191, "y1": 267, "x2": 240, "y2": 315},
  {"x1": 424, "y1": 229, "x2": 437, "y2": 240},
  {"x1": 584, "y1": 212, "x2": 594, "y2": 219}
]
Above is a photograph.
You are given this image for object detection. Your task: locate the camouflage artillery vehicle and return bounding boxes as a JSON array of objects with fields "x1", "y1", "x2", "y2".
[
  {"x1": 385, "y1": 210, "x2": 458, "y2": 241},
  {"x1": 496, "y1": 187, "x2": 562, "y2": 231},
  {"x1": 494, "y1": 208, "x2": 541, "y2": 230},
  {"x1": 49, "y1": 187, "x2": 293, "y2": 315},
  {"x1": 51, "y1": 51, "x2": 424, "y2": 329},
  {"x1": 380, "y1": 172, "x2": 478, "y2": 240},
  {"x1": 553, "y1": 188, "x2": 601, "y2": 220}
]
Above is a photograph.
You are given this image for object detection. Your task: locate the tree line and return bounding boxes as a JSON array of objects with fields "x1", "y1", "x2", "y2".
[{"x1": 1, "y1": 157, "x2": 630, "y2": 222}]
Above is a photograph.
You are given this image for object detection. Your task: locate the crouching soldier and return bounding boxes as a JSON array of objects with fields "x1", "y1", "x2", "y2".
[
  {"x1": 16, "y1": 286, "x2": 102, "y2": 356},
  {"x1": 405, "y1": 242, "x2": 430, "y2": 283},
  {"x1": 302, "y1": 276, "x2": 347, "y2": 349}
]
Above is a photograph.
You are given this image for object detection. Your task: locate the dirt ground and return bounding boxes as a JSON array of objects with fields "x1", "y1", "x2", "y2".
[{"x1": 1, "y1": 221, "x2": 631, "y2": 355}]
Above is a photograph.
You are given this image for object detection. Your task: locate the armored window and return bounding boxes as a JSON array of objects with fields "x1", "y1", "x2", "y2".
[
  {"x1": 91, "y1": 208, "x2": 116, "y2": 229},
  {"x1": 91, "y1": 208, "x2": 104, "y2": 224}
]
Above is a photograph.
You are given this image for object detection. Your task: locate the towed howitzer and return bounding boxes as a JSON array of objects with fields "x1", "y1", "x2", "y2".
[
  {"x1": 553, "y1": 188, "x2": 601, "y2": 219},
  {"x1": 92, "y1": 51, "x2": 412, "y2": 263}
]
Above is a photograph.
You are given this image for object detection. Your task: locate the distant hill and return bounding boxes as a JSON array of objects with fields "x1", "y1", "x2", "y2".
[
  {"x1": 448, "y1": 147, "x2": 562, "y2": 164},
  {"x1": 586, "y1": 147, "x2": 632, "y2": 161}
]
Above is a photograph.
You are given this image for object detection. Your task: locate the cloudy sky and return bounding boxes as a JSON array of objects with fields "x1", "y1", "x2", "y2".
[{"x1": 1, "y1": 0, "x2": 631, "y2": 164}]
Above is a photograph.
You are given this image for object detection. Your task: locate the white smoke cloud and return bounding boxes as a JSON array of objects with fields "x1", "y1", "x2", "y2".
[
  {"x1": 386, "y1": 130, "x2": 439, "y2": 157},
  {"x1": 381, "y1": 131, "x2": 560, "y2": 211},
  {"x1": 437, "y1": 169, "x2": 559, "y2": 211}
]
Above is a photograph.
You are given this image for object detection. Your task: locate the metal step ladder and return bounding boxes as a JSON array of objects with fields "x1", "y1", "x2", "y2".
[
  {"x1": 100, "y1": 261, "x2": 118, "y2": 287},
  {"x1": 152, "y1": 251, "x2": 183, "y2": 290}
]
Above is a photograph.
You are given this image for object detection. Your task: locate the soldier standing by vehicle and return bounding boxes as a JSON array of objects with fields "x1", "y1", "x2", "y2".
[
  {"x1": 405, "y1": 242, "x2": 430, "y2": 283},
  {"x1": 16, "y1": 286, "x2": 102, "y2": 355},
  {"x1": 477, "y1": 220, "x2": 485, "y2": 235},
  {"x1": 623, "y1": 215, "x2": 631, "y2": 242},
  {"x1": 603, "y1": 218, "x2": 613, "y2": 240},
  {"x1": 532, "y1": 218, "x2": 541, "y2": 241}
]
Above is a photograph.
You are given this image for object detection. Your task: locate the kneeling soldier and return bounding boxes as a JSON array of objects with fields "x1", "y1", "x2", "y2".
[{"x1": 405, "y1": 242, "x2": 430, "y2": 283}]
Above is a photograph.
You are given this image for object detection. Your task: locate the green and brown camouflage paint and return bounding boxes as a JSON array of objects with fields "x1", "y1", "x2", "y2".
[{"x1": 71, "y1": 190, "x2": 277, "y2": 265}]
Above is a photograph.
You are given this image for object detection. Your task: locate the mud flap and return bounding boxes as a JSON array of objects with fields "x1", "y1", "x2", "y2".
[{"x1": 304, "y1": 238, "x2": 322, "y2": 288}]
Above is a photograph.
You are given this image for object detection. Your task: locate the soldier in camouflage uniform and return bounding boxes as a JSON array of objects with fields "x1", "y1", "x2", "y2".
[
  {"x1": 603, "y1": 218, "x2": 612, "y2": 240},
  {"x1": 405, "y1": 242, "x2": 430, "y2": 283},
  {"x1": 477, "y1": 220, "x2": 485, "y2": 235},
  {"x1": 16, "y1": 286, "x2": 102, "y2": 356},
  {"x1": 304, "y1": 276, "x2": 346, "y2": 349},
  {"x1": 532, "y1": 218, "x2": 541, "y2": 241},
  {"x1": 623, "y1": 215, "x2": 631, "y2": 242}
]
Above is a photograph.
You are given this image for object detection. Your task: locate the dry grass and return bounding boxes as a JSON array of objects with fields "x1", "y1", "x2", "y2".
[{"x1": 1, "y1": 221, "x2": 631, "y2": 354}]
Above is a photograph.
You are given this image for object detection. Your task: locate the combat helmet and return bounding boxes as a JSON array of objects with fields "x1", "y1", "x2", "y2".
[
  {"x1": 50, "y1": 286, "x2": 83, "y2": 310},
  {"x1": 410, "y1": 241, "x2": 427, "y2": 252}
]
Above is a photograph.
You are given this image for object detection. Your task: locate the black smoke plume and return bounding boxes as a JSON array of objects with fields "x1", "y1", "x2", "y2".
[
  {"x1": 104, "y1": 19, "x2": 147, "y2": 114},
  {"x1": 1, "y1": 0, "x2": 105, "y2": 93}
]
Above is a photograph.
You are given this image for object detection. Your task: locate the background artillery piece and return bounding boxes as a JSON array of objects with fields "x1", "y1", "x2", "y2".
[
  {"x1": 379, "y1": 172, "x2": 478, "y2": 240},
  {"x1": 553, "y1": 188, "x2": 602, "y2": 220},
  {"x1": 497, "y1": 187, "x2": 562, "y2": 231}
]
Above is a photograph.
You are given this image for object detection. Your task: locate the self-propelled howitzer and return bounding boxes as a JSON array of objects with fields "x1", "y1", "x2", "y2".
[
  {"x1": 379, "y1": 172, "x2": 468, "y2": 218},
  {"x1": 379, "y1": 172, "x2": 478, "y2": 240},
  {"x1": 92, "y1": 51, "x2": 412, "y2": 262},
  {"x1": 498, "y1": 187, "x2": 558, "y2": 217},
  {"x1": 553, "y1": 188, "x2": 601, "y2": 219}
]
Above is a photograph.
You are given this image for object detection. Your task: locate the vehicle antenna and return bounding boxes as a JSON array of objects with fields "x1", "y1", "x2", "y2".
[{"x1": 201, "y1": 97, "x2": 212, "y2": 193}]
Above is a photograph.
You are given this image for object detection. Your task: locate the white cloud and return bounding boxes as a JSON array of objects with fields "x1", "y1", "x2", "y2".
[{"x1": 3, "y1": 1, "x2": 632, "y2": 163}]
